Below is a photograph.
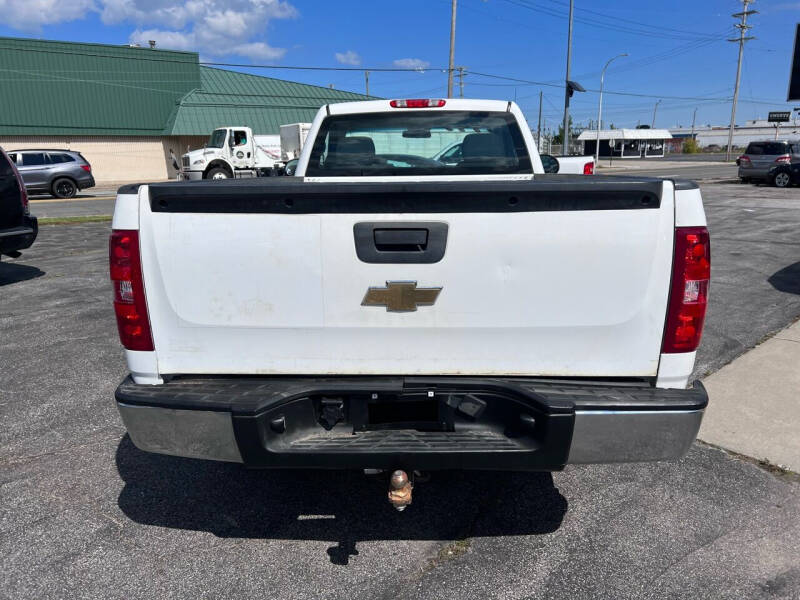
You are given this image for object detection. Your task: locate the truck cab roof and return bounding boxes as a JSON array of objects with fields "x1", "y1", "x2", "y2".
[{"x1": 326, "y1": 98, "x2": 513, "y2": 115}]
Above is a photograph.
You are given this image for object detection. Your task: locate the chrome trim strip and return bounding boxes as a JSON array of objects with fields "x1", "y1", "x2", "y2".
[
  {"x1": 567, "y1": 409, "x2": 704, "y2": 464},
  {"x1": 117, "y1": 402, "x2": 243, "y2": 463}
]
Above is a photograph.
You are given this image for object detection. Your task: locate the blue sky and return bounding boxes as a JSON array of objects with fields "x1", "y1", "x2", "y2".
[{"x1": 1, "y1": 0, "x2": 797, "y2": 132}]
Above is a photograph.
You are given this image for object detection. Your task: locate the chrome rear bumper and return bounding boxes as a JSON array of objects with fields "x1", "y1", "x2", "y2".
[
  {"x1": 115, "y1": 376, "x2": 707, "y2": 468},
  {"x1": 568, "y1": 409, "x2": 703, "y2": 464}
]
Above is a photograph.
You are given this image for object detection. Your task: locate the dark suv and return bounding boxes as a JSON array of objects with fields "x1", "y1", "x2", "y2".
[
  {"x1": 0, "y1": 147, "x2": 37, "y2": 260},
  {"x1": 6, "y1": 150, "x2": 95, "y2": 198},
  {"x1": 737, "y1": 141, "x2": 800, "y2": 183}
]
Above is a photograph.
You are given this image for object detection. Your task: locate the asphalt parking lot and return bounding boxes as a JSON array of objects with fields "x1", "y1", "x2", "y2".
[{"x1": 2, "y1": 183, "x2": 800, "y2": 599}]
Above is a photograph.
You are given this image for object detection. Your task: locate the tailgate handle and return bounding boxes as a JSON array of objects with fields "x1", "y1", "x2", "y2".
[
  {"x1": 374, "y1": 228, "x2": 428, "y2": 251},
  {"x1": 354, "y1": 222, "x2": 448, "y2": 264}
]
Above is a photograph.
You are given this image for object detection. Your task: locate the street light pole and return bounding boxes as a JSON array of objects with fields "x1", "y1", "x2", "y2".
[
  {"x1": 595, "y1": 53, "x2": 628, "y2": 168},
  {"x1": 652, "y1": 99, "x2": 661, "y2": 128}
]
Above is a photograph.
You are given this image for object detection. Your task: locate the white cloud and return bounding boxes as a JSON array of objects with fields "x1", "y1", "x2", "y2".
[
  {"x1": 129, "y1": 28, "x2": 196, "y2": 52},
  {"x1": 202, "y1": 9, "x2": 250, "y2": 38},
  {"x1": 0, "y1": 0, "x2": 96, "y2": 32},
  {"x1": 100, "y1": 0, "x2": 194, "y2": 29},
  {"x1": 0, "y1": 0, "x2": 298, "y2": 60},
  {"x1": 335, "y1": 50, "x2": 361, "y2": 66},
  {"x1": 232, "y1": 42, "x2": 286, "y2": 61},
  {"x1": 393, "y1": 58, "x2": 430, "y2": 71}
]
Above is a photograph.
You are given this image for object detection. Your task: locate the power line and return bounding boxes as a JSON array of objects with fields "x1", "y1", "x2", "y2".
[
  {"x1": 568, "y1": 34, "x2": 730, "y2": 82},
  {"x1": 0, "y1": 43, "x2": 449, "y2": 72},
  {"x1": 497, "y1": 0, "x2": 729, "y2": 41},
  {"x1": 6, "y1": 40, "x2": 791, "y2": 110},
  {"x1": 465, "y1": 70, "x2": 733, "y2": 101},
  {"x1": 543, "y1": 0, "x2": 728, "y2": 39}
]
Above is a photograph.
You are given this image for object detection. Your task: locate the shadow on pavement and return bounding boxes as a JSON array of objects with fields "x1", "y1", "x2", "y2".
[
  {"x1": 768, "y1": 261, "x2": 800, "y2": 295},
  {"x1": 115, "y1": 436, "x2": 567, "y2": 565},
  {"x1": 0, "y1": 262, "x2": 45, "y2": 286}
]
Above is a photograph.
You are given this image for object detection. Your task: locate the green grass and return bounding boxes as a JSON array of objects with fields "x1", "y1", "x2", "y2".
[{"x1": 38, "y1": 215, "x2": 112, "y2": 225}]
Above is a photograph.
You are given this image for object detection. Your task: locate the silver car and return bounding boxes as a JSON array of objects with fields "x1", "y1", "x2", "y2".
[
  {"x1": 6, "y1": 149, "x2": 95, "y2": 198},
  {"x1": 737, "y1": 140, "x2": 800, "y2": 183}
]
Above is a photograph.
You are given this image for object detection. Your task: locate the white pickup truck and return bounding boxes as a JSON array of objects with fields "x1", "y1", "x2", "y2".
[
  {"x1": 544, "y1": 154, "x2": 595, "y2": 175},
  {"x1": 111, "y1": 98, "x2": 709, "y2": 509}
]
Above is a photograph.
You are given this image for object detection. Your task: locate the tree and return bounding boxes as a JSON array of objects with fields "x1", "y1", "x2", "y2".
[
  {"x1": 683, "y1": 138, "x2": 700, "y2": 154},
  {"x1": 552, "y1": 117, "x2": 575, "y2": 145}
]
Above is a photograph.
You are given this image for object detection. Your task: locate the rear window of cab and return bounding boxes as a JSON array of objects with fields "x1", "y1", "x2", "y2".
[{"x1": 306, "y1": 110, "x2": 532, "y2": 177}]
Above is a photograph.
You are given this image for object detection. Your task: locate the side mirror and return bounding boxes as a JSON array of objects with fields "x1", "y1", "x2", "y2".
[{"x1": 541, "y1": 154, "x2": 560, "y2": 174}]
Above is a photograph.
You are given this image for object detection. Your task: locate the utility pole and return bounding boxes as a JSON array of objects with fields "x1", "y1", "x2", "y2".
[
  {"x1": 537, "y1": 90, "x2": 543, "y2": 149},
  {"x1": 447, "y1": 0, "x2": 457, "y2": 97},
  {"x1": 562, "y1": 0, "x2": 574, "y2": 155},
  {"x1": 364, "y1": 71, "x2": 370, "y2": 97},
  {"x1": 456, "y1": 66, "x2": 466, "y2": 98},
  {"x1": 726, "y1": 0, "x2": 757, "y2": 161},
  {"x1": 691, "y1": 107, "x2": 697, "y2": 135},
  {"x1": 652, "y1": 99, "x2": 661, "y2": 127}
]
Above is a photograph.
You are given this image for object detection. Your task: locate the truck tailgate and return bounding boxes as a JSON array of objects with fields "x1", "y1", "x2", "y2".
[{"x1": 137, "y1": 177, "x2": 674, "y2": 378}]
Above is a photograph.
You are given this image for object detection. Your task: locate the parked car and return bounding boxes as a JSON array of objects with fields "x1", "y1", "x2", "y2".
[
  {"x1": 737, "y1": 141, "x2": 800, "y2": 183},
  {"x1": 6, "y1": 150, "x2": 94, "y2": 198},
  {"x1": 111, "y1": 98, "x2": 709, "y2": 510},
  {"x1": 767, "y1": 163, "x2": 800, "y2": 188},
  {"x1": 0, "y1": 147, "x2": 37, "y2": 260}
]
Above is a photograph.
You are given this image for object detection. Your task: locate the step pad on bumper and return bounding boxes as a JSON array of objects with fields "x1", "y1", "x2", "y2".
[{"x1": 290, "y1": 429, "x2": 522, "y2": 452}]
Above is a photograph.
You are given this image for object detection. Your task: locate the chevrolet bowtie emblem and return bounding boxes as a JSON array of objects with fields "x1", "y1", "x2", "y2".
[{"x1": 362, "y1": 281, "x2": 442, "y2": 312}]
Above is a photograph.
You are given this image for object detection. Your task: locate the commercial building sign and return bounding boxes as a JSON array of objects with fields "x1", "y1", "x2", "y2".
[{"x1": 768, "y1": 111, "x2": 791, "y2": 123}]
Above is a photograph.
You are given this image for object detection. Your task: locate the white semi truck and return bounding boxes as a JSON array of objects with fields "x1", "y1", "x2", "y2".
[
  {"x1": 179, "y1": 127, "x2": 282, "y2": 180},
  {"x1": 279, "y1": 122, "x2": 312, "y2": 161}
]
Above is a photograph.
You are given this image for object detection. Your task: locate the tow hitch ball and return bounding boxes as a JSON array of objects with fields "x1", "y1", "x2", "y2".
[{"x1": 388, "y1": 470, "x2": 413, "y2": 511}]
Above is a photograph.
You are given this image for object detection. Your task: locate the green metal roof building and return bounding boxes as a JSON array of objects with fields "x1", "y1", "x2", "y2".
[
  {"x1": 163, "y1": 66, "x2": 368, "y2": 136},
  {"x1": 0, "y1": 36, "x2": 368, "y2": 182}
]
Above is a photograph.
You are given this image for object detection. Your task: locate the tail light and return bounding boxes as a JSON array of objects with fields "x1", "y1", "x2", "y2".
[
  {"x1": 583, "y1": 161, "x2": 594, "y2": 175},
  {"x1": 737, "y1": 155, "x2": 751, "y2": 166},
  {"x1": 109, "y1": 230, "x2": 154, "y2": 351},
  {"x1": 80, "y1": 164, "x2": 91, "y2": 172},
  {"x1": 662, "y1": 227, "x2": 710, "y2": 353},
  {"x1": 390, "y1": 99, "x2": 446, "y2": 108},
  {"x1": 19, "y1": 178, "x2": 28, "y2": 215},
  {"x1": 775, "y1": 154, "x2": 791, "y2": 164}
]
